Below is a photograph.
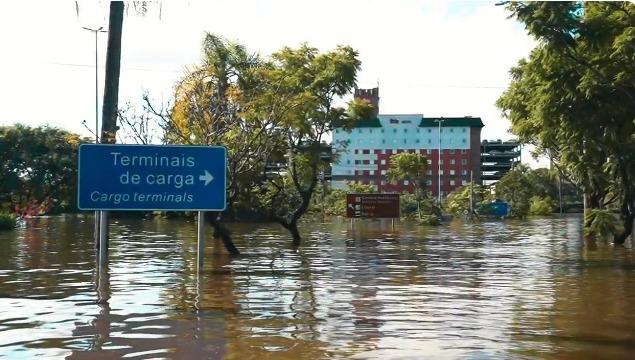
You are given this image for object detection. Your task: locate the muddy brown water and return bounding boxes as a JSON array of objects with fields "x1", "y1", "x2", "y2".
[{"x1": 1, "y1": 215, "x2": 634, "y2": 359}]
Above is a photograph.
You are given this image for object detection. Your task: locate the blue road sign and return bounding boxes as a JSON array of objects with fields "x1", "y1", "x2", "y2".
[{"x1": 78, "y1": 144, "x2": 226, "y2": 211}]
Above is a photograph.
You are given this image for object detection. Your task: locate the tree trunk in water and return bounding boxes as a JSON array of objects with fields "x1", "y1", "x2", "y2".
[
  {"x1": 614, "y1": 201, "x2": 635, "y2": 246},
  {"x1": 288, "y1": 221, "x2": 301, "y2": 247},
  {"x1": 100, "y1": 1, "x2": 124, "y2": 144},
  {"x1": 204, "y1": 212, "x2": 240, "y2": 256}
]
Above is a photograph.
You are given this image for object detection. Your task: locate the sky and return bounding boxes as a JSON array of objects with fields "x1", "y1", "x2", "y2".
[{"x1": 0, "y1": 0, "x2": 544, "y2": 165}]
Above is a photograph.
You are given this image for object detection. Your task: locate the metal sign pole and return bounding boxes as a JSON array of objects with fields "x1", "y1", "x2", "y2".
[
  {"x1": 197, "y1": 211, "x2": 205, "y2": 273},
  {"x1": 98, "y1": 211, "x2": 108, "y2": 268}
]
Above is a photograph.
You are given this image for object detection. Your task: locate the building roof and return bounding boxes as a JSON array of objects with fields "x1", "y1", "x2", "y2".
[
  {"x1": 419, "y1": 117, "x2": 484, "y2": 128},
  {"x1": 352, "y1": 117, "x2": 383, "y2": 127}
]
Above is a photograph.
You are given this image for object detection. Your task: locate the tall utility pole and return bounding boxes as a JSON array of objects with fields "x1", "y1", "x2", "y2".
[
  {"x1": 436, "y1": 118, "x2": 444, "y2": 204},
  {"x1": 83, "y1": 26, "x2": 107, "y2": 249}
]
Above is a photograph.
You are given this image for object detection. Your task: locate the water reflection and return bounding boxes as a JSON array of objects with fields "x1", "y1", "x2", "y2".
[{"x1": 0, "y1": 215, "x2": 634, "y2": 359}]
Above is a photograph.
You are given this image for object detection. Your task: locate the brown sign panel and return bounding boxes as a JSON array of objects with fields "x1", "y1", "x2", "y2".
[{"x1": 346, "y1": 193, "x2": 400, "y2": 218}]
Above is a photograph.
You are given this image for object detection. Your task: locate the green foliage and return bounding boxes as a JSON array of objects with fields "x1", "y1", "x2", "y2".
[
  {"x1": 0, "y1": 125, "x2": 86, "y2": 214},
  {"x1": 320, "y1": 182, "x2": 375, "y2": 217},
  {"x1": 443, "y1": 182, "x2": 491, "y2": 216},
  {"x1": 387, "y1": 152, "x2": 428, "y2": 186},
  {"x1": 0, "y1": 212, "x2": 16, "y2": 230},
  {"x1": 498, "y1": 2, "x2": 635, "y2": 241},
  {"x1": 584, "y1": 209, "x2": 624, "y2": 241},
  {"x1": 495, "y1": 165, "x2": 534, "y2": 218},
  {"x1": 529, "y1": 196, "x2": 555, "y2": 216},
  {"x1": 387, "y1": 152, "x2": 429, "y2": 219},
  {"x1": 247, "y1": 43, "x2": 365, "y2": 233}
]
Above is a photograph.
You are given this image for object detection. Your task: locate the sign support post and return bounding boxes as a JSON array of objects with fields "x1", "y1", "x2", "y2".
[
  {"x1": 99, "y1": 211, "x2": 108, "y2": 268},
  {"x1": 78, "y1": 144, "x2": 227, "y2": 272},
  {"x1": 197, "y1": 211, "x2": 205, "y2": 273}
]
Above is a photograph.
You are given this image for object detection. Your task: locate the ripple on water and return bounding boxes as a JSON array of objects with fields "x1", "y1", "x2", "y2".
[{"x1": 1, "y1": 215, "x2": 635, "y2": 359}]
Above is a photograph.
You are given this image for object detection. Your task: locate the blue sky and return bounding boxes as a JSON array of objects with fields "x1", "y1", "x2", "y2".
[{"x1": 0, "y1": 1, "x2": 543, "y2": 164}]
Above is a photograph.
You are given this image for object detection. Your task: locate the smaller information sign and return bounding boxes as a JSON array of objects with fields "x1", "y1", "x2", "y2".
[{"x1": 346, "y1": 193, "x2": 400, "y2": 218}]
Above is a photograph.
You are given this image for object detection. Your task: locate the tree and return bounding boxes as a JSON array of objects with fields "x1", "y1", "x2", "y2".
[
  {"x1": 0, "y1": 125, "x2": 87, "y2": 215},
  {"x1": 387, "y1": 152, "x2": 428, "y2": 219},
  {"x1": 497, "y1": 2, "x2": 635, "y2": 243},
  {"x1": 249, "y1": 44, "x2": 370, "y2": 246},
  {"x1": 144, "y1": 33, "x2": 266, "y2": 256},
  {"x1": 494, "y1": 164, "x2": 534, "y2": 218}
]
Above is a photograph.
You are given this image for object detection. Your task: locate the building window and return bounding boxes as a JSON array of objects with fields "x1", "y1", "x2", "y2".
[
  {"x1": 335, "y1": 129, "x2": 339, "y2": 133},
  {"x1": 415, "y1": 139, "x2": 420, "y2": 143},
  {"x1": 381, "y1": 180, "x2": 386, "y2": 185},
  {"x1": 370, "y1": 170, "x2": 375, "y2": 175},
  {"x1": 354, "y1": 149, "x2": 358, "y2": 154},
  {"x1": 426, "y1": 170, "x2": 432, "y2": 175},
  {"x1": 462, "y1": 138, "x2": 467, "y2": 143},
  {"x1": 428, "y1": 129, "x2": 432, "y2": 133},
  {"x1": 363, "y1": 160, "x2": 370, "y2": 165},
  {"x1": 355, "y1": 160, "x2": 361, "y2": 165},
  {"x1": 450, "y1": 169, "x2": 456, "y2": 175},
  {"x1": 381, "y1": 169, "x2": 386, "y2": 175},
  {"x1": 404, "y1": 129, "x2": 408, "y2": 133},
  {"x1": 347, "y1": 160, "x2": 350, "y2": 164},
  {"x1": 362, "y1": 149, "x2": 370, "y2": 154},
  {"x1": 462, "y1": 128, "x2": 467, "y2": 133},
  {"x1": 381, "y1": 129, "x2": 384, "y2": 133},
  {"x1": 449, "y1": 149, "x2": 455, "y2": 154},
  {"x1": 439, "y1": 180, "x2": 443, "y2": 186},
  {"x1": 461, "y1": 149, "x2": 467, "y2": 154},
  {"x1": 403, "y1": 139, "x2": 407, "y2": 144},
  {"x1": 440, "y1": 170, "x2": 444, "y2": 175},
  {"x1": 381, "y1": 159, "x2": 386, "y2": 165},
  {"x1": 373, "y1": 160, "x2": 378, "y2": 164},
  {"x1": 393, "y1": 129, "x2": 397, "y2": 133},
  {"x1": 462, "y1": 159, "x2": 467, "y2": 165},
  {"x1": 462, "y1": 169, "x2": 468, "y2": 175},
  {"x1": 426, "y1": 179, "x2": 432, "y2": 185},
  {"x1": 462, "y1": 180, "x2": 467, "y2": 185},
  {"x1": 417, "y1": 129, "x2": 420, "y2": 133},
  {"x1": 450, "y1": 180, "x2": 455, "y2": 186},
  {"x1": 358, "y1": 129, "x2": 362, "y2": 133},
  {"x1": 427, "y1": 159, "x2": 432, "y2": 164},
  {"x1": 404, "y1": 180, "x2": 409, "y2": 185},
  {"x1": 450, "y1": 128, "x2": 454, "y2": 133},
  {"x1": 428, "y1": 139, "x2": 432, "y2": 144},
  {"x1": 370, "y1": 129, "x2": 373, "y2": 133},
  {"x1": 450, "y1": 159, "x2": 456, "y2": 165},
  {"x1": 440, "y1": 160, "x2": 444, "y2": 165},
  {"x1": 382, "y1": 139, "x2": 386, "y2": 144}
]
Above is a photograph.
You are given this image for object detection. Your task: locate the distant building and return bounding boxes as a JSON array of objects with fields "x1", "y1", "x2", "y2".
[
  {"x1": 331, "y1": 87, "x2": 483, "y2": 198},
  {"x1": 480, "y1": 139, "x2": 521, "y2": 185}
]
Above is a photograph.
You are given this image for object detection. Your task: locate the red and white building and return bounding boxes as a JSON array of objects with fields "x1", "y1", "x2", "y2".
[{"x1": 331, "y1": 88, "x2": 483, "y2": 198}]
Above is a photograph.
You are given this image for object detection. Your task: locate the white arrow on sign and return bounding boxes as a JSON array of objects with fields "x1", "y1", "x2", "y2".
[{"x1": 199, "y1": 170, "x2": 214, "y2": 186}]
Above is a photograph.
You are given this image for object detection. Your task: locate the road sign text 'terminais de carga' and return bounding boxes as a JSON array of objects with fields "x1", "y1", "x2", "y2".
[{"x1": 78, "y1": 144, "x2": 226, "y2": 211}]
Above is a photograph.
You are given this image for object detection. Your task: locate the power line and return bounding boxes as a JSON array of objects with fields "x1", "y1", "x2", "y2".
[{"x1": 45, "y1": 61, "x2": 181, "y2": 73}]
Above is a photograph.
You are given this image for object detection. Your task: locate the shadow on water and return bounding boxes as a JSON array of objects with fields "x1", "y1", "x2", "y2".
[{"x1": 1, "y1": 214, "x2": 634, "y2": 359}]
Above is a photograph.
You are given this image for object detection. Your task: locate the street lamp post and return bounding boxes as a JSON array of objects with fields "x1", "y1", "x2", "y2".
[
  {"x1": 83, "y1": 26, "x2": 107, "y2": 249},
  {"x1": 436, "y1": 118, "x2": 444, "y2": 204}
]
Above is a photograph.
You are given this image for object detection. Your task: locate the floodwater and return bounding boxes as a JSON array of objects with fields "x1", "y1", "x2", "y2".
[{"x1": 1, "y1": 216, "x2": 634, "y2": 359}]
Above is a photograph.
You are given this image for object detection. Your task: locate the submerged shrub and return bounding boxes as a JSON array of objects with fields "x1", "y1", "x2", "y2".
[
  {"x1": 0, "y1": 212, "x2": 16, "y2": 230},
  {"x1": 584, "y1": 209, "x2": 623, "y2": 241},
  {"x1": 529, "y1": 196, "x2": 554, "y2": 216}
]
